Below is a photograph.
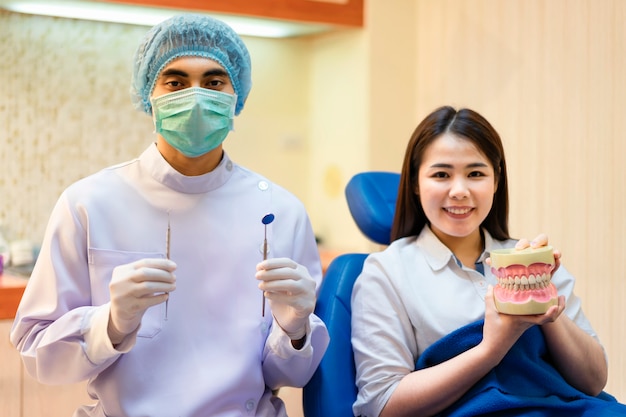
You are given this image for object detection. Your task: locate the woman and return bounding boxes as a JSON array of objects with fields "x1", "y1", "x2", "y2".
[{"x1": 351, "y1": 106, "x2": 612, "y2": 417}]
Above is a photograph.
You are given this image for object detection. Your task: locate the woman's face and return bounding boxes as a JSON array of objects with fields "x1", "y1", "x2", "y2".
[{"x1": 417, "y1": 133, "x2": 497, "y2": 247}]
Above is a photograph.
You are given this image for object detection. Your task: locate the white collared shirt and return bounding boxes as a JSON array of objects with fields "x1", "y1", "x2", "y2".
[{"x1": 351, "y1": 226, "x2": 598, "y2": 417}]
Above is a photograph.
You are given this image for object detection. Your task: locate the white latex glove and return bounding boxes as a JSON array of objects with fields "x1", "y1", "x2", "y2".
[
  {"x1": 256, "y1": 257, "x2": 316, "y2": 340},
  {"x1": 108, "y1": 258, "x2": 176, "y2": 344}
]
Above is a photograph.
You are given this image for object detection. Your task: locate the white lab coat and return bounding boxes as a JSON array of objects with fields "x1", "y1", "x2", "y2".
[{"x1": 11, "y1": 144, "x2": 329, "y2": 417}]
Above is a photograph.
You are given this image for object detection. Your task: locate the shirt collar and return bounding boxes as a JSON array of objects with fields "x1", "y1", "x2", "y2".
[
  {"x1": 415, "y1": 226, "x2": 507, "y2": 271},
  {"x1": 139, "y1": 143, "x2": 235, "y2": 194}
]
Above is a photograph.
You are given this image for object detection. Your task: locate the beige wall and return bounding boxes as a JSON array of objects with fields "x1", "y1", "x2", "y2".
[
  {"x1": 308, "y1": 28, "x2": 370, "y2": 252},
  {"x1": 0, "y1": 12, "x2": 151, "y2": 242},
  {"x1": 407, "y1": 0, "x2": 626, "y2": 400},
  {"x1": 1, "y1": 0, "x2": 624, "y2": 410},
  {"x1": 310, "y1": 0, "x2": 626, "y2": 403},
  {"x1": 0, "y1": 11, "x2": 314, "y2": 244}
]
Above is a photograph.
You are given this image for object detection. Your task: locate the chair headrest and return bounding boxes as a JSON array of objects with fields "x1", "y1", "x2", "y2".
[{"x1": 345, "y1": 171, "x2": 401, "y2": 246}]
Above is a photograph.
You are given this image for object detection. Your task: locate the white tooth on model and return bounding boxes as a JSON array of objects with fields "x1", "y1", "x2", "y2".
[
  {"x1": 497, "y1": 267, "x2": 554, "y2": 291},
  {"x1": 528, "y1": 274, "x2": 536, "y2": 289}
]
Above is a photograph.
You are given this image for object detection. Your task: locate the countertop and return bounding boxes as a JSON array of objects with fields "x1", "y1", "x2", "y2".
[{"x1": 0, "y1": 273, "x2": 28, "y2": 320}]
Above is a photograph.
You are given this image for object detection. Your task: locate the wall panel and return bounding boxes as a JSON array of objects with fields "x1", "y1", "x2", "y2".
[{"x1": 412, "y1": 0, "x2": 626, "y2": 400}]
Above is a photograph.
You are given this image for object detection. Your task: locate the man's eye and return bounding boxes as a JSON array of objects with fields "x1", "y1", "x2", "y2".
[
  {"x1": 166, "y1": 81, "x2": 184, "y2": 88},
  {"x1": 205, "y1": 79, "x2": 223, "y2": 88}
]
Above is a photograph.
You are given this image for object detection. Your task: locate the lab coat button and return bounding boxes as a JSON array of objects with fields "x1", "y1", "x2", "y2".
[
  {"x1": 245, "y1": 399, "x2": 256, "y2": 411},
  {"x1": 258, "y1": 180, "x2": 269, "y2": 191},
  {"x1": 260, "y1": 321, "x2": 269, "y2": 333},
  {"x1": 226, "y1": 160, "x2": 233, "y2": 171}
]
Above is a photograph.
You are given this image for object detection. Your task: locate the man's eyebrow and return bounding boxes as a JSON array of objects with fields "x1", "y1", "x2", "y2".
[
  {"x1": 160, "y1": 68, "x2": 189, "y2": 78},
  {"x1": 159, "y1": 68, "x2": 229, "y2": 78},
  {"x1": 203, "y1": 68, "x2": 229, "y2": 78}
]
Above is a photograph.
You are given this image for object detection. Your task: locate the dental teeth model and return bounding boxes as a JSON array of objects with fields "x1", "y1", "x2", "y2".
[{"x1": 489, "y1": 246, "x2": 558, "y2": 315}]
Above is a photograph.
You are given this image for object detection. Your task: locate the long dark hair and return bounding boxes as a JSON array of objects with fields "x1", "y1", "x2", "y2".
[{"x1": 390, "y1": 106, "x2": 510, "y2": 242}]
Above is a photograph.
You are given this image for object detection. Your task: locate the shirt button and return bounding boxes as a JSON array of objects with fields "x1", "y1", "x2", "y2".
[{"x1": 258, "y1": 180, "x2": 269, "y2": 191}]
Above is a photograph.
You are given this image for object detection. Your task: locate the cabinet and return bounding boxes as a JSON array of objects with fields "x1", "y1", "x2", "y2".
[
  {"x1": 1, "y1": 320, "x2": 21, "y2": 417},
  {"x1": 102, "y1": 0, "x2": 364, "y2": 27},
  {"x1": 1, "y1": 320, "x2": 92, "y2": 417}
]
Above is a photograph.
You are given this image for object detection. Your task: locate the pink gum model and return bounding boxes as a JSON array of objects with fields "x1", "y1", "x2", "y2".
[{"x1": 490, "y1": 246, "x2": 558, "y2": 315}]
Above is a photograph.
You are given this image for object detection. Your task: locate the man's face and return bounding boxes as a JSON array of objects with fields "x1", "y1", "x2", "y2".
[{"x1": 152, "y1": 56, "x2": 235, "y2": 99}]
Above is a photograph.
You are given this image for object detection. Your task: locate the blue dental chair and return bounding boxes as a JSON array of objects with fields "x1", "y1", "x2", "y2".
[
  {"x1": 304, "y1": 173, "x2": 626, "y2": 417},
  {"x1": 302, "y1": 171, "x2": 401, "y2": 417}
]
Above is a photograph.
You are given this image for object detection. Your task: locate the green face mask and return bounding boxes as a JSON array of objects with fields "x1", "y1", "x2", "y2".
[{"x1": 151, "y1": 87, "x2": 237, "y2": 158}]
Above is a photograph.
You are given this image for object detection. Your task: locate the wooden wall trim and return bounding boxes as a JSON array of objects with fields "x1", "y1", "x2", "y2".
[{"x1": 100, "y1": 0, "x2": 364, "y2": 27}]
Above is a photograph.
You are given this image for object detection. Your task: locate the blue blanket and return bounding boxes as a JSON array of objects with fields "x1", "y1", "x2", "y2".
[{"x1": 416, "y1": 320, "x2": 626, "y2": 416}]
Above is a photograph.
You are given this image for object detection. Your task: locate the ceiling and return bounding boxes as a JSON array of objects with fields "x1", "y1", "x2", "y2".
[{"x1": 0, "y1": 0, "x2": 364, "y2": 38}]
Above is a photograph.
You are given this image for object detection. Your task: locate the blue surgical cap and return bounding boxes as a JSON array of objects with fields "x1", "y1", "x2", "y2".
[{"x1": 130, "y1": 14, "x2": 252, "y2": 116}]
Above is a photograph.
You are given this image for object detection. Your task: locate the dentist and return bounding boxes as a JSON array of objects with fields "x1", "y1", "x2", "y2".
[{"x1": 11, "y1": 14, "x2": 329, "y2": 417}]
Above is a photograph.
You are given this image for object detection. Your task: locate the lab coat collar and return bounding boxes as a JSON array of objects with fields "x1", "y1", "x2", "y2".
[{"x1": 140, "y1": 143, "x2": 235, "y2": 194}]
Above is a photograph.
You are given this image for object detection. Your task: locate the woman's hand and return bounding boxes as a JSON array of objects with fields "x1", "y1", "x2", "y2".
[
  {"x1": 481, "y1": 286, "x2": 566, "y2": 361},
  {"x1": 515, "y1": 233, "x2": 562, "y2": 273}
]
